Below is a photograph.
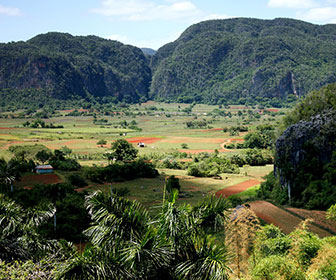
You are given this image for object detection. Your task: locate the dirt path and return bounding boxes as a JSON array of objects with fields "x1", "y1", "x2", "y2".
[
  {"x1": 249, "y1": 201, "x2": 332, "y2": 237},
  {"x1": 215, "y1": 179, "x2": 260, "y2": 197},
  {"x1": 220, "y1": 138, "x2": 244, "y2": 149}
]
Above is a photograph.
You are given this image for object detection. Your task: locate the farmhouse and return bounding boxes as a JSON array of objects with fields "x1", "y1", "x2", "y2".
[{"x1": 35, "y1": 165, "x2": 54, "y2": 174}]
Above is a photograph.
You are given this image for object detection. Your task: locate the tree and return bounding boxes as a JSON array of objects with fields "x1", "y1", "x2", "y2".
[
  {"x1": 60, "y1": 146, "x2": 72, "y2": 157},
  {"x1": 36, "y1": 150, "x2": 52, "y2": 164},
  {"x1": 0, "y1": 158, "x2": 18, "y2": 193},
  {"x1": 110, "y1": 139, "x2": 138, "y2": 162},
  {"x1": 97, "y1": 139, "x2": 107, "y2": 147},
  {"x1": 0, "y1": 194, "x2": 58, "y2": 261}
]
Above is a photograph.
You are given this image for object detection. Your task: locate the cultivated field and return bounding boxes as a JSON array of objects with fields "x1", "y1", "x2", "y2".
[{"x1": 5, "y1": 102, "x2": 330, "y2": 236}]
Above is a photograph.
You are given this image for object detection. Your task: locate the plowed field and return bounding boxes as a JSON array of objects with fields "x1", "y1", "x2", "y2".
[{"x1": 215, "y1": 179, "x2": 260, "y2": 197}]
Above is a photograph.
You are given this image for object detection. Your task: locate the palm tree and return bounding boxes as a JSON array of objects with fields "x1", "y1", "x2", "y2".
[
  {"x1": 57, "y1": 191, "x2": 172, "y2": 279},
  {"x1": 55, "y1": 245, "x2": 130, "y2": 280},
  {"x1": 57, "y1": 191, "x2": 233, "y2": 280},
  {"x1": 0, "y1": 158, "x2": 17, "y2": 193},
  {"x1": 157, "y1": 191, "x2": 232, "y2": 279},
  {"x1": 175, "y1": 236, "x2": 231, "y2": 280},
  {"x1": 0, "y1": 193, "x2": 58, "y2": 261}
]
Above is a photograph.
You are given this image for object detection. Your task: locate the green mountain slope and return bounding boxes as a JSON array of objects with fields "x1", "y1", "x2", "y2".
[
  {"x1": 150, "y1": 18, "x2": 336, "y2": 105},
  {"x1": 0, "y1": 32, "x2": 151, "y2": 105}
]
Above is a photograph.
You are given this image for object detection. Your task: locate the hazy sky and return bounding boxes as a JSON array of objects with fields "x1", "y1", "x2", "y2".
[{"x1": 1, "y1": 0, "x2": 336, "y2": 49}]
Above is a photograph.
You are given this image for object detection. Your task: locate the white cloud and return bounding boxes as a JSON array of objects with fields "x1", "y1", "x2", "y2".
[
  {"x1": 297, "y1": 6, "x2": 336, "y2": 22},
  {"x1": 268, "y1": 0, "x2": 318, "y2": 9},
  {"x1": 92, "y1": 0, "x2": 201, "y2": 21},
  {"x1": 0, "y1": 4, "x2": 21, "y2": 16}
]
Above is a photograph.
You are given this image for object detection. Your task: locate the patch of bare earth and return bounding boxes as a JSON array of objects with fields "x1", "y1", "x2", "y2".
[
  {"x1": 286, "y1": 207, "x2": 336, "y2": 234},
  {"x1": 126, "y1": 137, "x2": 161, "y2": 144},
  {"x1": 215, "y1": 179, "x2": 260, "y2": 197},
  {"x1": 18, "y1": 174, "x2": 62, "y2": 187},
  {"x1": 161, "y1": 137, "x2": 225, "y2": 144},
  {"x1": 249, "y1": 201, "x2": 333, "y2": 237},
  {"x1": 179, "y1": 149, "x2": 231, "y2": 154}
]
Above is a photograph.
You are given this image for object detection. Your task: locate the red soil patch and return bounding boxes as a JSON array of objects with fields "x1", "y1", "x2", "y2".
[
  {"x1": 163, "y1": 137, "x2": 225, "y2": 144},
  {"x1": 286, "y1": 207, "x2": 336, "y2": 234},
  {"x1": 0, "y1": 141, "x2": 26, "y2": 150},
  {"x1": 179, "y1": 149, "x2": 231, "y2": 154},
  {"x1": 267, "y1": 108, "x2": 279, "y2": 112},
  {"x1": 215, "y1": 179, "x2": 260, "y2": 197},
  {"x1": 18, "y1": 174, "x2": 62, "y2": 186},
  {"x1": 249, "y1": 201, "x2": 332, "y2": 237},
  {"x1": 126, "y1": 137, "x2": 161, "y2": 144},
  {"x1": 0, "y1": 127, "x2": 16, "y2": 130}
]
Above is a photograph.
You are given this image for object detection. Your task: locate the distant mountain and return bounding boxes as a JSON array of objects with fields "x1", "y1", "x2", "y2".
[
  {"x1": 2, "y1": 18, "x2": 336, "y2": 109},
  {"x1": 0, "y1": 32, "x2": 151, "y2": 107},
  {"x1": 141, "y1": 48, "x2": 156, "y2": 56},
  {"x1": 150, "y1": 18, "x2": 336, "y2": 105}
]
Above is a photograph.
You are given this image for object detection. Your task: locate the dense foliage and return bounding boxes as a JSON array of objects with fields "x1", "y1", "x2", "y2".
[
  {"x1": 1, "y1": 191, "x2": 335, "y2": 279},
  {"x1": 151, "y1": 18, "x2": 336, "y2": 106},
  {"x1": 0, "y1": 32, "x2": 151, "y2": 109},
  {"x1": 84, "y1": 159, "x2": 158, "y2": 183}
]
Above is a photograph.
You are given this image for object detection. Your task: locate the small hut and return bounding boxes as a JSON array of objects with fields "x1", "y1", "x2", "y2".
[{"x1": 35, "y1": 165, "x2": 54, "y2": 174}]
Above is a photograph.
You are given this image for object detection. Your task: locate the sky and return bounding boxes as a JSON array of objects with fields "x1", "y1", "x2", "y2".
[{"x1": 1, "y1": 0, "x2": 336, "y2": 49}]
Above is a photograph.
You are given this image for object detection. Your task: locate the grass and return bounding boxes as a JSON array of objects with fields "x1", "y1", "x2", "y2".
[{"x1": 229, "y1": 185, "x2": 260, "y2": 200}]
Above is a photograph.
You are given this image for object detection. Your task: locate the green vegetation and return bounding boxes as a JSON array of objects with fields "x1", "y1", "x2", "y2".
[
  {"x1": 151, "y1": 18, "x2": 336, "y2": 106},
  {"x1": 0, "y1": 32, "x2": 151, "y2": 110},
  {"x1": 0, "y1": 98, "x2": 335, "y2": 278},
  {"x1": 109, "y1": 139, "x2": 138, "y2": 162}
]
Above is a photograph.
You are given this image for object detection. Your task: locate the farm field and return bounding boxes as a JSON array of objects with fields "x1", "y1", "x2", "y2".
[
  {"x1": 5, "y1": 102, "x2": 327, "y2": 237},
  {"x1": 0, "y1": 102, "x2": 285, "y2": 161},
  {"x1": 249, "y1": 201, "x2": 335, "y2": 237}
]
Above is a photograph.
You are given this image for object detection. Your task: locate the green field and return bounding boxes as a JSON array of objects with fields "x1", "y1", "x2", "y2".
[{"x1": 0, "y1": 102, "x2": 285, "y2": 161}]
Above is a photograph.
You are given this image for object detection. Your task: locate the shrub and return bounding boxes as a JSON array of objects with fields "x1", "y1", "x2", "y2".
[
  {"x1": 166, "y1": 175, "x2": 181, "y2": 192},
  {"x1": 67, "y1": 174, "x2": 87, "y2": 188}
]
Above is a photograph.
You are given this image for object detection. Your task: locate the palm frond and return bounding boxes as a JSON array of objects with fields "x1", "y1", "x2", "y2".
[{"x1": 176, "y1": 237, "x2": 231, "y2": 280}]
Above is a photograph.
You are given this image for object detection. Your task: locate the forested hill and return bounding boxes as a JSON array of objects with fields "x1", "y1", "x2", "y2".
[
  {"x1": 0, "y1": 32, "x2": 151, "y2": 106},
  {"x1": 150, "y1": 18, "x2": 336, "y2": 106}
]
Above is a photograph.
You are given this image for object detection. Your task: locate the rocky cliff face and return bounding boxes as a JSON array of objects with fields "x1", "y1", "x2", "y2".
[{"x1": 275, "y1": 110, "x2": 336, "y2": 200}]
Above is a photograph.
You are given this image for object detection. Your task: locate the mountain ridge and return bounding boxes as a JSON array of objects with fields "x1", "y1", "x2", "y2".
[
  {"x1": 2, "y1": 18, "x2": 336, "y2": 108},
  {"x1": 150, "y1": 17, "x2": 336, "y2": 106}
]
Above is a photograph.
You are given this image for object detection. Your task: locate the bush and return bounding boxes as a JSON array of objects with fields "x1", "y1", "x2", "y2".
[
  {"x1": 67, "y1": 174, "x2": 87, "y2": 188},
  {"x1": 166, "y1": 175, "x2": 181, "y2": 192},
  {"x1": 252, "y1": 255, "x2": 305, "y2": 280},
  {"x1": 84, "y1": 160, "x2": 158, "y2": 183}
]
